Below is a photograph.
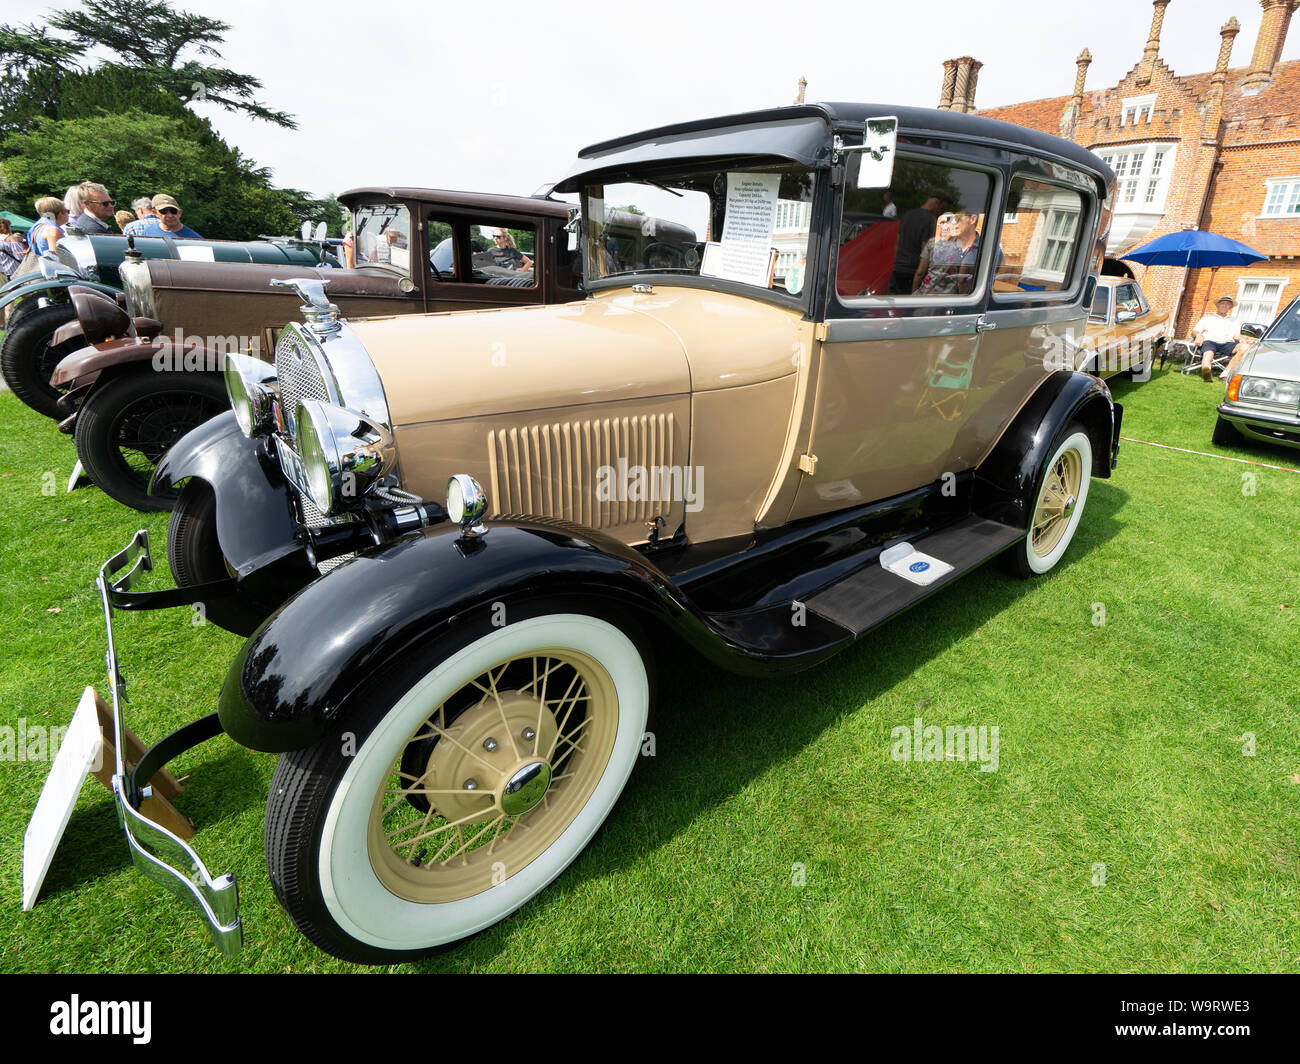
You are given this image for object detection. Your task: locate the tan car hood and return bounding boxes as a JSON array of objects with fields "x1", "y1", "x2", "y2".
[
  {"x1": 352, "y1": 296, "x2": 691, "y2": 426},
  {"x1": 353, "y1": 287, "x2": 803, "y2": 426}
]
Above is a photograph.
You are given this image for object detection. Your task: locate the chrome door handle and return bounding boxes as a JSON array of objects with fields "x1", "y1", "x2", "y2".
[{"x1": 975, "y1": 316, "x2": 997, "y2": 333}]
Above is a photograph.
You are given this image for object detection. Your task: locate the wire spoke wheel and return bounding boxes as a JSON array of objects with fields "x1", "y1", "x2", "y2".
[
  {"x1": 75, "y1": 370, "x2": 228, "y2": 511},
  {"x1": 1004, "y1": 424, "x2": 1093, "y2": 579},
  {"x1": 1031, "y1": 449, "x2": 1083, "y2": 558},
  {"x1": 265, "y1": 610, "x2": 650, "y2": 963},
  {"x1": 369, "y1": 649, "x2": 618, "y2": 903}
]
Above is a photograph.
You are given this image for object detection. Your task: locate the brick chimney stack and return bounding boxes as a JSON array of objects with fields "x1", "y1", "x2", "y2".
[
  {"x1": 938, "y1": 59, "x2": 959, "y2": 109},
  {"x1": 1209, "y1": 17, "x2": 1241, "y2": 99},
  {"x1": 1137, "y1": 0, "x2": 1172, "y2": 85},
  {"x1": 1243, "y1": 0, "x2": 1298, "y2": 92},
  {"x1": 1059, "y1": 49, "x2": 1092, "y2": 139},
  {"x1": 939, "y1": 57, "x2": 983, "y2": 112}
]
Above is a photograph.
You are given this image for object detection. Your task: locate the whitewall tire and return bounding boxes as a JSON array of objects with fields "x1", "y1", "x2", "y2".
[{"x1": 265, "y1": 610, "x2": 650, "y2": 963}]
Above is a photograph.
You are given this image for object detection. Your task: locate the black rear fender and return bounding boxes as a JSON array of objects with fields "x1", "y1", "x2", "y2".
[{"x1": 974, "y1": 370, "x2": 1118, "y2": 529}]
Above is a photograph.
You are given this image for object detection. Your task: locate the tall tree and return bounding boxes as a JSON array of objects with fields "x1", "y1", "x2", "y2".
[{"x1": 47, "y1": 0, "x2": 294, "y2": 127}]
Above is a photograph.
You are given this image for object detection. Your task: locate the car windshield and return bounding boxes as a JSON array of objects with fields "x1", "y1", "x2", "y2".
[
  {"x1": 1265, "y1": 300, "x2": 1300, "y2": 341},
  {"x1": 582, "y1": 160, "x2": 814, "y2": 297},
  {"x1": 353, "y1": 202, "x2": 411, "y2": 275}
]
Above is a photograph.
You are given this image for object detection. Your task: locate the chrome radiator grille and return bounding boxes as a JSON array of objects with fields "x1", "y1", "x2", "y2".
[
  {"x1": 273, "y1": 327, "x2": 352, "y2": 571},
  {"x1": 275, "y1": 328, "x2": 329, "y2": 440},
  {"x1": 487, "y1": 413, "x2": 675, "y2": 530}
]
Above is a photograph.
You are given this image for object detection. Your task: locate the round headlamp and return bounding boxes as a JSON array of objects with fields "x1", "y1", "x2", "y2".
[
  {"x1": 224, "y1": 353, "x2": 278, "y2": 437},
  {"x1": 446, "y1": 474, "x2": 489, "y2": 536},
  {"x1": 294, "y1": 399, "x2": 396, "y2": 515}
]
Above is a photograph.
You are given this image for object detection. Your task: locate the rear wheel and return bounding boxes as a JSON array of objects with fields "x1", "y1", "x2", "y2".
[
  {"x1": 0, "y1": 301, "x2": 79, "y2": 418},
  {"x1": 1212, "y1": 416, "x2": 1241, "y2": 447},
  {"x1": 265, "y1": 609, "x2": 651, "y2": 964},
  {"x1": 1003, "y1": 424, "x2": 1093, "y2": 578},
  {"x1": 167, "y1": 480, "x2": 268, "y2": 636},
  {"x1": 74, "y1": 370, "x2": 228, "y2": 511}
]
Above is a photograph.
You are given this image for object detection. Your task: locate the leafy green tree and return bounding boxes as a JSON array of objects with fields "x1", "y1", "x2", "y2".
[
  {"x1": 0, "y1": 107, "x2": 297, "y2": 239},
  {"x1": 48, "y1": 0, "x2": 294, "y2": 127},
  {"x1": 0, "y1": 4, "x2": 320, "y2": 240},
  {"x1": 276, "y1": 189, "x2": 349, "y2": 238}
]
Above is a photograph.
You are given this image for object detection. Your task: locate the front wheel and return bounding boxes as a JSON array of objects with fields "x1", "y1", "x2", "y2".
[
  {"x1": 1212, "y1": 415, "x2": 1241, "y2": 447},
  {"x1": 74, "y1": 370, "x2": 228, "y2": 511},
  {"x1": 265, "y1": 610, "x2": 652, "y2": 964},
  {"x1": 0, "y1": 301, "x2": 80, "y2": 418},
  {"x1": 167, "y1": 480, "x2": 270, "y2": 636},
  {"x1": 1002, "y1": 424, "x2": 1093, "y2": 578}
]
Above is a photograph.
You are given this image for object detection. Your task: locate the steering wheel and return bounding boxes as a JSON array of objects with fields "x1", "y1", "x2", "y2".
[{"x1": 643, "y1": 242, "x2": 685, "y2": 270}]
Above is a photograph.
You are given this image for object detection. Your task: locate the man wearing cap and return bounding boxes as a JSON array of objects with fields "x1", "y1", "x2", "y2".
[
  {"x1": 1193, "y1": 295, "x2": 1247, "y2": 381},
  {"x1": 134, "y1": 194, "x2": 202, "y2": 239}
]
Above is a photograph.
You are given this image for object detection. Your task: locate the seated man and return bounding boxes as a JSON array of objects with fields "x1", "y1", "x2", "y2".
[{"x1": 1194, "y1": 295, "x2": 1247, "y2": 381}]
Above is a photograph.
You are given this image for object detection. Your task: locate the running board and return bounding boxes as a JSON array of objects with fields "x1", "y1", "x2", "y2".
[{"x1": 803, "y1": 516, "x2": 1024, "y2": 637}]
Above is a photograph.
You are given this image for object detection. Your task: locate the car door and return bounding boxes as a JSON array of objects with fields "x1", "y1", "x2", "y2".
[{"x1": 789, "y1": 150, "x2": 999, "y2": 519}]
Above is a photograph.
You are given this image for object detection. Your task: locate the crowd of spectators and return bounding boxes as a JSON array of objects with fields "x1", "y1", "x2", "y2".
[{"x1": 1, "y1": 181, "x2": 202, "y2": 280}]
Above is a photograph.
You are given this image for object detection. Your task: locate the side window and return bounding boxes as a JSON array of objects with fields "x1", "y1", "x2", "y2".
[
  {"x1": 472, "y1": 221, "x2": 537, "y2": 288},
  {"x1": 353, "y1": 203, "x2": 411, "y2": 275},
  {"x1": 837, "y1": 154, "x2": 997, "y2": 313},
  {"x1": 996, "y1": 177, "x2": 1087, "y2": 294},
  {"x1": 424, "y1": 215, "x2": 538, "y2": 289},
  {"x1": 1114, "y1": 283, "x2": 1143, "y2": 318},
  {"x1": 426, "y1": 217, "x2": 455, "y2": 279},
  {"x1": 1089, "y1": 286, "x2": 1111, "y2": 323}
]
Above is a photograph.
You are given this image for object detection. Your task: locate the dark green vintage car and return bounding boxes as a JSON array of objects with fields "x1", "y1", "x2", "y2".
[{"x1": 0, "y1": 231, "x2": 325, "y2": 418}]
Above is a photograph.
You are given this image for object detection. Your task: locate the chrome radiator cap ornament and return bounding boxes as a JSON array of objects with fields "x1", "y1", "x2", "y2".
[{"x1": 270, "y1": 277, "x2": 342, "y2": 337}]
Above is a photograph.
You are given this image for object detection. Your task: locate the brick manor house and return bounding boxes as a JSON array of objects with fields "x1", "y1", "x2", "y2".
[{"x1": 939, "y1": 0, "x2": 1300, "y2": 336}]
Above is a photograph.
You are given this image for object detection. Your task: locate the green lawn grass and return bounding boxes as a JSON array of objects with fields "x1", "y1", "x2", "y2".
[{"x1": 0, "y1": 365, "x2": 1297, "y2": 973}]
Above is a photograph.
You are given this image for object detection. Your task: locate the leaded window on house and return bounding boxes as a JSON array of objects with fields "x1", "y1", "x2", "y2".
[
  {"x1": 1037, "y1": 210, "x2": 1080, "y2": 275},
  {"x1": 1097, "y1": 146, "x2": 1175, "y2": 210},
  {"x1": 1262, "y1": 179, "x2": 1300, "y2": 217},
  {"x1": 1237, "y1": 279, "x2": 1286, "y2": 323}
]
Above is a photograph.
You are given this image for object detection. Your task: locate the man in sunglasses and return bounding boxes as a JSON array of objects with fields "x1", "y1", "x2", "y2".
[
  {"x1": 68, "y1": 181, "x2": 116, "y2": 235},
  {"x1": 134, "y1": 193, "x2": 202, "y2": 239}
]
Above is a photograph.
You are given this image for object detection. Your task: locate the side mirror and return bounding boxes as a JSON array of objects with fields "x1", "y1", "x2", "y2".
[
  {"x1": 1240, "y1": 322, "x2": 1266, "y2": 339},
  {"x1": 1116, "y1": 310, "x2": 1137, "y2": 324},
  {"x1": 854, "y1": 117, "x2": 898, "y2": 189}
]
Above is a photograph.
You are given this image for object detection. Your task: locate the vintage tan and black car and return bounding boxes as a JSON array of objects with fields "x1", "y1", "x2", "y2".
[
  {"x1": 47, "y1": 188, "x2": 581, "y2": 511},
  {"x1": 33, "y1": 103, "x2": 1122, "y2": 963},
  {"x1": 1215, "y1": 296, "x2": 1300, "y2": 448}
]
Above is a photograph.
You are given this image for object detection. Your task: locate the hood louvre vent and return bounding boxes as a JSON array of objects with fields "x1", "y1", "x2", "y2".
[{"x1": 488, "y1": 413, "x2": 675, "y2": 530}]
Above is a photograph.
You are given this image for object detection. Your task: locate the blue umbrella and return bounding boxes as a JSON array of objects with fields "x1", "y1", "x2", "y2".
[
  {"x1": 1120, "y1": 229, "x2": 1267, "y2": 332},
  {"x1": 1119, "y1": 229, "x2": 1266, "y2": 268}
]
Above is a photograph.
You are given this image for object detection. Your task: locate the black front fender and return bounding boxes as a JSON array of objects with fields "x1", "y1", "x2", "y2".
[
  {"x1": 0, "y1": 278, "x2": 116, "y2": 311},
  {"x1": 974, "y1": 370, "x2": 1119, "y2": 529},
  {"x1": 153, "y1": 412, "x2": 317, "y2": 597},
  {"x1": 216, "y1": 520, "x2": 781, "y2": 753}
]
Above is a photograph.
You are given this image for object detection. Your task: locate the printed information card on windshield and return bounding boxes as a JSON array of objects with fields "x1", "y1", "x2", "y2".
[{"x1": 700, "y1": 172, "x2": 779, "y2": 288}]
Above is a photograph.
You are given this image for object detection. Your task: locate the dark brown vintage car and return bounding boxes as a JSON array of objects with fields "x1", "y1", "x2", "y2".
[{"x1": 51, "y1": 187, "x2": 581, "y2": 510}]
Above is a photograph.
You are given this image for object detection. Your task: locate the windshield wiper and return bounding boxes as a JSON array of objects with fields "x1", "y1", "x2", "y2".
[{"x1": 644, "y1": 180, "x2": 684, "y2": 198}]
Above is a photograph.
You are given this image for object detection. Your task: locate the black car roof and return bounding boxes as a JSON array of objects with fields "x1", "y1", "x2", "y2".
[
  {"x1": 558, "y1": 102, "x2": 1114, "y2": 193},
  {"x1": 339, "y1": 188, "x2": 572, "y2": 218}
]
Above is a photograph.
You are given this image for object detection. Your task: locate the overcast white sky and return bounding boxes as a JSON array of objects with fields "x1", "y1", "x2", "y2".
[{"x1": 4, "y1": 0, "x2": 1298, "y2": 199}]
